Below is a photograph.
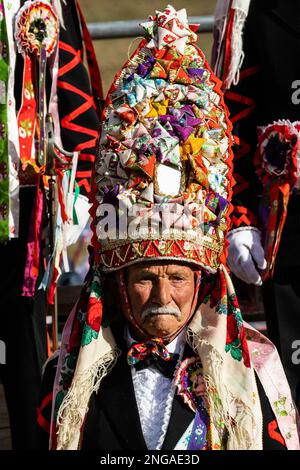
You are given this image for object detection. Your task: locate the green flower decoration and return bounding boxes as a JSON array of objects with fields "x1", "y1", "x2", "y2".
[
  {"x1": 91, "y1": 279, "x2": 102, "y2": 298},
  {"x1": 82, "y1": 323, "x2": 98, "y2": 346},
  {"x1": 217, "y1": 297, "x2": 227, "y2": 315},
  {"x1": 274, "y1": 396, "x2": 288, "y2": 417},
  {"x1": 225, "y1": 338, "x2": 243, "y2": 362}
]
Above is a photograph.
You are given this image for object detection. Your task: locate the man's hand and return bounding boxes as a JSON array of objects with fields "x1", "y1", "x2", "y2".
[{"x1": 227, "y1": 228, "x2": 267, "y2": 286}]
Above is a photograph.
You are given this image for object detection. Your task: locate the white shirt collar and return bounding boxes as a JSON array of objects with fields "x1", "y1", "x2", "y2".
[{"x1": 126, "y1": 326, "x2": 187, "y2": 450}]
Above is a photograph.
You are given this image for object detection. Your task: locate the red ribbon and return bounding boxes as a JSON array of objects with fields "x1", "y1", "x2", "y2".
[
  {"x1": 17, "y1": 54, "x2": 37, "y2": 168},
  {"x1": 22, "y1": 176, "x2": 44, "y2": 297}
]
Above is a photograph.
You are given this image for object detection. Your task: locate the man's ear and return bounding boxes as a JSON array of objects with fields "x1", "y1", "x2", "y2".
[{"x1": 191, "y1": 270, "x2": 202, "y2": 313}]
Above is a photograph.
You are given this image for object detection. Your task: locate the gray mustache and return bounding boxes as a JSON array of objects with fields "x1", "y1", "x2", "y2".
[{"x1": 141, "y1": 305, "x2": 182, "y2": 321}]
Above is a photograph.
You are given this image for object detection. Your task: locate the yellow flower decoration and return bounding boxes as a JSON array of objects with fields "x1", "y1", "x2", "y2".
[
  {"x1": 145, "y1": 99, "x2": 169, "y2": 118},
  {"x1": 180, "y1": 136, "x2": 206, "y2": 160}
]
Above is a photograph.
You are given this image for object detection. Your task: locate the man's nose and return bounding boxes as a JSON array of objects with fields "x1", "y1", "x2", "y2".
[{"x1": 151, "y1": 278, "x2": 172, "y2": 306}]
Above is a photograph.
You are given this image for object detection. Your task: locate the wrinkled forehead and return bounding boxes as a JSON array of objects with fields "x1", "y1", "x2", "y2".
[{"x1": 125, "y1": 260, "x2": 200, "y2": 279}]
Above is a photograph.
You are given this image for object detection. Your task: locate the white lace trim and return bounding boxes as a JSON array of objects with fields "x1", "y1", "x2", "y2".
[
  {"x1": 132, "y1": 366, "x2": 170, "y2": 449},
  {"x1": 156, "y1": 341, "x2": 185, "y2": 450},
  {"x1": 128, "y1": 330, "x2": 185, "y2": 450}
]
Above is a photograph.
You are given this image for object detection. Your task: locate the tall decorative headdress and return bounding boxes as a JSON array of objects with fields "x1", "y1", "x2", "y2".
[
  {"x1": 51, "y1": 6, "x2": 265, "y2": 452},
  {"x1": 93, "y1": 4, "x2": 233, "y2": 273}
]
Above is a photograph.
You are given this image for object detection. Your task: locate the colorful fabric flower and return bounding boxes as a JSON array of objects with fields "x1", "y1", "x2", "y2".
[
  {"x1": 141, "y1": 5, "x2": 197, "y2": 54},
  {"x1": 15, "y1": 0, "x2": 58, "y2": 57},
  {"x1": 123, "y1": 75, "x2": 166, "y2": 108},
  {"x1": 86, "y1": 296, "x2": 102, "y2": 333},
  {"x1": 257, "y1": 122, "x2": 298, "y2": 183},
  {"x1": 144, "y1": 98, "x2": 169, "y2": 117}
]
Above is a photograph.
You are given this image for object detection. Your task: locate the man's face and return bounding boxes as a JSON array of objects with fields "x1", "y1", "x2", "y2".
[{"x1": 125, "y1": 263, "x2": 197, "y2": 341}]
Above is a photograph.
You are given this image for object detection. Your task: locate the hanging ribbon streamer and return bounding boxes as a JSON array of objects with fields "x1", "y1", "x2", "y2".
[
  {"x1": 15, "y1": 0, "x2": 58, "y2": 172},
  {"x1": 3, "y1": 0, "x2": 21, "y2": 239},
  {"x1": 17, "y1": 54, "x2": 37, "y2": 173},
  {"x1": 67, "y1": 150, "x2": 79, "y2": 220},
  {"x1": 56, "y1": 0, "x2": 101, "y2": 197},
  {"x1": 40, "y1": 149, "x2": 80, "y2": 304},
  {"x1": 15, "y1": 0, "x2": 59, "y2": 297},
  {"x1": 47, "y1": 211, "x2": 63, "y2": 305},
  {"x1": 174, "y1": 357, "x2": 211, "y2": 450},
  {"x1": 48, "y1": 20, "x2": 62, "y2": 153},
  {"x1": 72, "y1": 180, "x2": 80, "y2": 225},
  {"x1": 38, "y1": 45, "x2": 47, "y2": 166},
  {"x1": 187, "y1": 409, "x2": 210, "y2": 450},
  {"x1": 0, "y1": 1, "x2": 9, "y2": 242},
  {"x1": 22, "y1": 175, "x2": 44, "y2": 297}
]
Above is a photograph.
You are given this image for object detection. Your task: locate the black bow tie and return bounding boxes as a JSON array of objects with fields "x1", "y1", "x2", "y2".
[
  {"x1": 127, "y1": 338, "x2": 180, "y2": 379},
  {"x1": 131, "y1": 352, "x2": 180, "y2": 379}
]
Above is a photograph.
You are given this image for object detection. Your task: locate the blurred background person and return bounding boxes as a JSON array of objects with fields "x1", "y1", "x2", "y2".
[
  {"x1": 212, "y1": 0, "x2": 300, "y2": 410},
  {"x1": 0, "y1": 0, "x2": 100, "y2": 449}
]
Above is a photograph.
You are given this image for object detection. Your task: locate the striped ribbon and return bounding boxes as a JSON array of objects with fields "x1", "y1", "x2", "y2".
[
  {"x1": 4, "y1": 0, "x2": 21, "y2": 239},
  {"x1": 0, "y1": 0, "x2": 9, "y2": 241}
]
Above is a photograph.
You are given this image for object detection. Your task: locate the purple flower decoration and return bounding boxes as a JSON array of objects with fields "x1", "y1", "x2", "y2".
[
  {"x1": 187, "y1": 68, "x2": 205, "y2": 80},
  {"x1": 137, "y1": 56, "x2": 155, "y2": 78},
  {"x1": 205, "y1": 192, "x2": 228, "y2": 226},
  {"x1": 151, "y1": 127, "x2": 162, "y2": 139},
  {"x1": 160, "y1": 105, "x2": 201, "y2": 141},
  {"x1": 164, "y1": 122, "x2": 176, "y2": 137},
  {"x1": 172, "y1": 123, "x2": 194, "y2": 141},
  {"x1": 126, "y1": 73, "x2": 135, "y2": 83}
]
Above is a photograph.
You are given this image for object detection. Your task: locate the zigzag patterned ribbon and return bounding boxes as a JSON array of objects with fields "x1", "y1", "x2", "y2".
[
  {"x1": 57, "y1": 0, "x2": 101, "y2": 195},
  {"x1": 225, "y1": 65, "x2": 260, "y2": 228},
  {"x1": 16, "y1": 0, "x2": 58, "y2": 175}
]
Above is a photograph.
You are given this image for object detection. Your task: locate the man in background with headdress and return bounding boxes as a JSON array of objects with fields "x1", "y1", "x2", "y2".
[
  {"x1": 0, "y1": 0, "x2": 100, "y2": 449},
  {"x1": 212, "y1": 0, "x2": 300, "y2": 411},
  {"x1": 37, "y1": 6, "x2": 299, "y2": 450}
]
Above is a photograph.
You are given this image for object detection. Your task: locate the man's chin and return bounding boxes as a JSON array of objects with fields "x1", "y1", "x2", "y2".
[{"x1": 142, "y1": 315, "x2": 181, "y2": 339}]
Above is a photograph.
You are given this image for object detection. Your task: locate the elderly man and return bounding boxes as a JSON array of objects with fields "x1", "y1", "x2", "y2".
[{"x1": 37, "y1": 6, "x2": 299, "y2": 451}]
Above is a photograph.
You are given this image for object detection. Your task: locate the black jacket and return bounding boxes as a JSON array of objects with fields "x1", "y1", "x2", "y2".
[{"x1": 37, "y1": 340, "x2": 287, "y2": 450}]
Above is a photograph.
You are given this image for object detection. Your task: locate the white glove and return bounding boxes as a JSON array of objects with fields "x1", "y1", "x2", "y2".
[{"x1": 227, "y1": 227, "x2": 267, "y2": 286}]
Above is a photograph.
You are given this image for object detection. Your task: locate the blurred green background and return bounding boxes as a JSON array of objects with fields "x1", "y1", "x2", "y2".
[{"x1": 79, "y1": 0, "x2": 217, "y2": 94}]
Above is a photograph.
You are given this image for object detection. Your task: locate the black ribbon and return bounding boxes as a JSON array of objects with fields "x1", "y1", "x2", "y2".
[{"x1": 132, "y1": 353, "x2": 180, "y2": 379}]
